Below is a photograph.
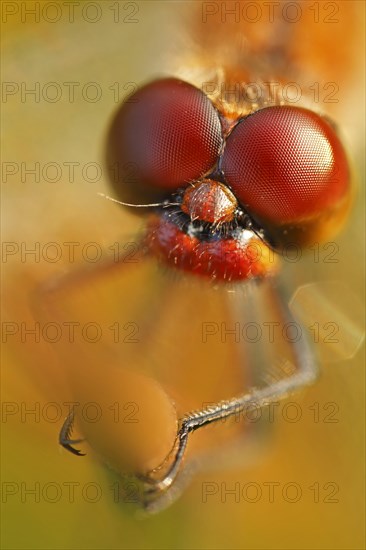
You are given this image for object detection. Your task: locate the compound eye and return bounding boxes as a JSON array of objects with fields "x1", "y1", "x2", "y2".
[
  {"x1": 221, "y1": 106, "x2": 350, "y2": 224},
  {"x1": 110, "y1": 78, "x2": 223, "y2": 192}
]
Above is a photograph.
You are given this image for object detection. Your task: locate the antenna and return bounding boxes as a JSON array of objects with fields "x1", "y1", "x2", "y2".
[{"x1": 97, "y1": 193, "x2": 179, "y2": 209}]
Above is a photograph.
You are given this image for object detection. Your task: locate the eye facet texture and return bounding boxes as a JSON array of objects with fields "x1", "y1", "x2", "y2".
[
  {"x1": 221, "y1": 106, "x2": 350, "y2": 223},
  {"x1": 116, "y1": 78, "x2": 223, "y2": 190}
]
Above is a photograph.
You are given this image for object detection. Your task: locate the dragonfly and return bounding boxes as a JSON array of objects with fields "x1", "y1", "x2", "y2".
[{"x1": 39, "y1": 2, "x2": 361, "y2": 513}]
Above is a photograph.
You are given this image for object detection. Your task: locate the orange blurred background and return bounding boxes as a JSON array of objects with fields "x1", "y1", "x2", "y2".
[{"x1": 1, "y1": 1, "x2": 365, "y2": 548}]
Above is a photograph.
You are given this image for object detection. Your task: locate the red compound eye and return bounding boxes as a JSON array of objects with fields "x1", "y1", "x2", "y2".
[
  {"x1": 114, "y1": 78, "x2": 223, "y2": 190},
  {"x1": 221, "y1": 106, "x2": 350, "y2": 224}
]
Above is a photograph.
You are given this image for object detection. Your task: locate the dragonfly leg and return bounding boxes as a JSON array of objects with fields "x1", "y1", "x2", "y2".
[
  {"x1": 59, "y1": 411, "x2": 86, "y2": 457},
  {"x1": 141, "y1": 283, "x2": 318, "y2": 502}
]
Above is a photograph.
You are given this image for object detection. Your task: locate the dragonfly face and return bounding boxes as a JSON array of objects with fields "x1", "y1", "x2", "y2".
[{"x1": 107, "y1": 77, "x2": 351, "y2": 280}]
